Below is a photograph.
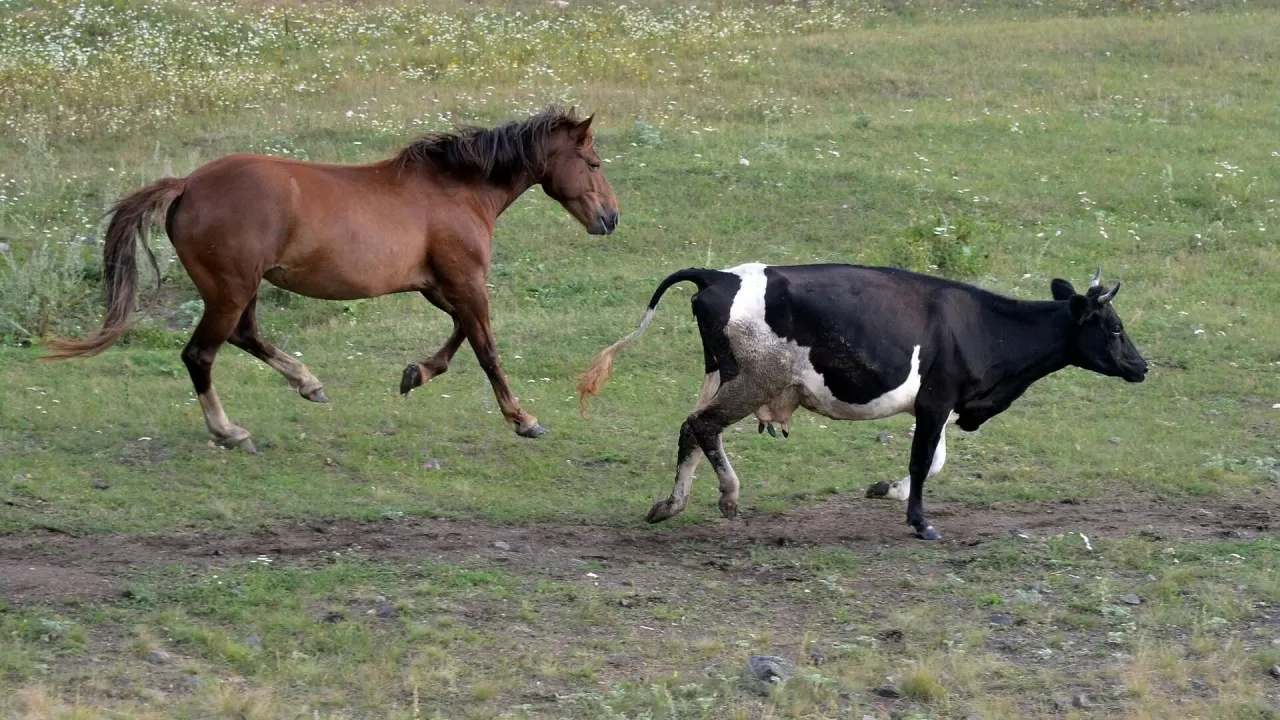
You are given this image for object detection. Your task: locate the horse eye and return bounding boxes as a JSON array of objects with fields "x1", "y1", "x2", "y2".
[{"x1": 588, "y1": 162, "x2": 601, "y2": 171}]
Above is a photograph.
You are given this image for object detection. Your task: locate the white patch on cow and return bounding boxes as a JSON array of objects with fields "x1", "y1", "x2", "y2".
[
  {"x1": 726, "y1": 262, "x2": 769, "y2": 323},
  {"x1": 799, "y1": 346, "x2": 922, "y2": 421},
  {"x1": 720, "y1": 262, "x2": 927, "y2": 422},
  {"x1": 886, "y1": 412, "x2": 959, "y2": 501}
]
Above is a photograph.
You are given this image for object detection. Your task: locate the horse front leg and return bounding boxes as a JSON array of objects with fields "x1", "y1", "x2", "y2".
[
  {"x1": 400, "y1": 318, "x2": 465, "y2": 395},
  {"x1": 452, "y1": 291, "x2": 546, "y2": 438}
]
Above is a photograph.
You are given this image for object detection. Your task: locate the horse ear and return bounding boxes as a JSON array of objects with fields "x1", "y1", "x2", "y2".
[{"x1": 570, "y1": 114, "x2": 595, "y2": 145}]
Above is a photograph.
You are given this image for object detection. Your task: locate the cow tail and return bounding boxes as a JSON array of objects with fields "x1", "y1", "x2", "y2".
[
  {"x1": 576, "y1": 268, "x2": 722, "y2": 417},
  {"x1": 43, "y1": 177, "x2": 185, "y2": 359}
]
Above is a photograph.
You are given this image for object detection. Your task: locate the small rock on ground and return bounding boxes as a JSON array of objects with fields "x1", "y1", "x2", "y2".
[
  {"x1": 1120, "y1": 593, "x2": 1143, "y2": 605},
  {"x1": 1072, "y1": 692, "x2": 1093, "y2": 708},
  {"x1": 146, "y1": 650, "x2": 171, "y2": 664},
  {"x1": 375, "y1": 604, "x2": 399, "y2": 619},
  {"x1": 744, "y1": 655, "x2": 794, "y2": 685},
  {"x1": 91, "y1": 477, "x2": 109, "y2": 490},
  {"x1": 808, "y1": 645, "x2": 826, "y2": 666},
  {"x1": 246, "y1": 633, "x2": 262, "y2": 650},
  {"x1": 877, "y1": 431, "x2": 892, "y2": 443},
  {"x1": 1269, "y1": 665, "x2": 1280, "y2": 679},
  {"x1": 321, "y1": 611, "x2": 345, "y2": 623},
  {"x1": 182, "y1": 674, "x2": 203, "y2": 690},
  {"x1": 494, "y1": 541, "x2": 511, "y2": 551},
  {"x1": 874, "y1": 684, "x2": 902, "y2": 698},
  {"x1": 515, "y1": 543, "x2": 533, "y2": 553},
  {"x1": 989, "y1": 613, "x2": 1014, "y2": 627}
]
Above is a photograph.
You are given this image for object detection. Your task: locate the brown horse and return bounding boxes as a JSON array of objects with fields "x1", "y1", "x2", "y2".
[{"x1": 45, "y1": 106, "x2": 619, "y2": 451}]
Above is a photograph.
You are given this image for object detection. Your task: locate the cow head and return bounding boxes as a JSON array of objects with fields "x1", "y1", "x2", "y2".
[{"x1": 1051, "y1": 268, "x2": 1148, "y2": 383}]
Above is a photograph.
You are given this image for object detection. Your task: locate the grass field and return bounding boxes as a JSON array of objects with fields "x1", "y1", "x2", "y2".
[{"x1": 2, "y1": 0, "x2": 1280, "y2": 717}]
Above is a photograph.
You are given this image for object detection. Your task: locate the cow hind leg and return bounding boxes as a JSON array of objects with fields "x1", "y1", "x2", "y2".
[
  {"x1": 691, "y1": 377, "x2": 779, "y2": 520},
  {"x1": 646, "y1": 420, "x2": 702, "y2": 523}
]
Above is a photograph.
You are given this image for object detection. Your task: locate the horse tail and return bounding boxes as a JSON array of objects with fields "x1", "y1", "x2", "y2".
[
  {"x1": 43, "y1": 177, "x2": 186, "y2": 360},
  {"x1": 576, "y1": 268, "x2": 726, "y2": 416}
]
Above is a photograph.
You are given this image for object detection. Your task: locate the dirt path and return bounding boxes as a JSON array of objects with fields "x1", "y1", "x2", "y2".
[{"x1": 1, "y1": 491, "x2": 1274, "y2": 606}]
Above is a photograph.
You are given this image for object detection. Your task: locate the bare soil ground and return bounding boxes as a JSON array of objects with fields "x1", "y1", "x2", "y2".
[{"x1": 3, "y1": 490, "x2": 1273, "y2": 607}]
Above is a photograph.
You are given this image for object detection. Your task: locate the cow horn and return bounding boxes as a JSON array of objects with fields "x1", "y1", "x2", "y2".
[
  {"x1": 1097, "y1": 280, "x2": 1120, "y2": 305},
  {"x1": 1090, "y1": 267, "x2": 1103, "y2": 288}
]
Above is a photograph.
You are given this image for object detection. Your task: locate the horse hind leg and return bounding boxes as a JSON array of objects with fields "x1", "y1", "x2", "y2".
[
  {"x1": 183, "y1": 300, "x2": 255, "y2": 451},
  {"x1": 228, "y1": 296, "x2": 328, "y2": 403}
]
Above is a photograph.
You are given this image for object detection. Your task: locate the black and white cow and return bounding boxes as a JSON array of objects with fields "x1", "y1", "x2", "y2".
[{"x1": 577, "y1": 263, "x2": 1147, "y2": 541}]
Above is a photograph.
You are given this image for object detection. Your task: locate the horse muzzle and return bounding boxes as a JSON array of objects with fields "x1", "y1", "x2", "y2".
[{"x1": 588, "y1": 210, "x2": 619, "y2": 235}]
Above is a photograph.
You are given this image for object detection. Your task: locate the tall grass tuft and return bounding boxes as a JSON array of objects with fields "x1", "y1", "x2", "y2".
[{"x1": 0, "y1": 241, "x2": 93, "y2": 343}]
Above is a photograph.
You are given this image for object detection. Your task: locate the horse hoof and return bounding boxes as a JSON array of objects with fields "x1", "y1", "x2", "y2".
[
  {"x1": 916, "y1": 526, "x2": 941, "y2": 542},
  {"x1": 866, "y1": 481, "x2": 891, "y2": 498},
  {"x1": 517, "y1": 423, "x2": 548, "y2": 439},
  {"x1": 645, "y1": 501, "x2": 678, "y2": 523},
  {"x1": 220, "y1": 436, "x2": 257, "y2": 453},
  {"x1": 304, "y1": 388, "x2": 329, "y2": 403},
  {"x1": 399, "y1": 364, "x2": 422, "y2": 395}
]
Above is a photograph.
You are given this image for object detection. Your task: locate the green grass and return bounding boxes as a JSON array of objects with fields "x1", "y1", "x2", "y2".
[{"x1": 2, "y1": 0, "x2": 1280, "y2": 717}]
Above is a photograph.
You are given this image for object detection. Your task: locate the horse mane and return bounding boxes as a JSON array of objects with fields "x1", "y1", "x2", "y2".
[{"x1": 393, "y1": 105, "x2": 581, "y2": 183}]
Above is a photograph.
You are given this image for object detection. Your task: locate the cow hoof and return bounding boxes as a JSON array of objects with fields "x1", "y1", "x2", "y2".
[
  {"x1": 303, "y1": 387, "x2": 329, "y2": 404},
  {"x1": 719, "y1": 498, "x2": 738, "y2": 520},
  {"x1": 645, "y1": 501, "x2": 679, "y2": 523},
  {"x1": 399, "y1": 364, "x2": 422, "y2": 395},
  {"x1": 517, "y1": 423, "x2": 548, "y2": 439},
  {"x1": 916, "y1": 526, "x2": 941, "y2": 542},
  {"x1": 866, "y1": 481, "x2": 891, "y2": 499}
]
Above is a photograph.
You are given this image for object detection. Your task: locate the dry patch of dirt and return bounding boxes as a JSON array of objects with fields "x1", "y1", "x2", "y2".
[{"x1": 1, "y1": 489, "x2": 1274, "y2": 607}]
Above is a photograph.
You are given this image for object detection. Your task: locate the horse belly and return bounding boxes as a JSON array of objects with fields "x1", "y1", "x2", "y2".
[{"x1": 267, "y1": 224, "x2": 426, "y2": 300}]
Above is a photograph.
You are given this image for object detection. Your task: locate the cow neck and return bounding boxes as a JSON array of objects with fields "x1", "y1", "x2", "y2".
[{"x1": 982, "y1": 298, "x2": 1074, "y2": 385}]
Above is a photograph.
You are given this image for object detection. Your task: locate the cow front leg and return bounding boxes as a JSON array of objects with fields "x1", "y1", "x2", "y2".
[
  {"x1": 646, "y1": 420, "x2": 702, "y2": 523},
  {"x1": 868, "y1": 413, "x2": 955, "y2": 501},
  {"x1": 905, "y1": 410, "x2": 950, "y2": 541}
]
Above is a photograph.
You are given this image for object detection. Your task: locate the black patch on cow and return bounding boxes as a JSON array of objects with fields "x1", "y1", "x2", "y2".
[
  {"x1": 761, "y1": 265, "x2": 914, "y2": 406},
  {"x1": 691, "y1": 274, "x2": 741, "y2": 383}
]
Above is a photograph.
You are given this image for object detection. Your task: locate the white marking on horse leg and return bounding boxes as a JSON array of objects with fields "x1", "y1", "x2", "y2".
[
  {"x1": 263, "y1": 348, "x2": 322, "y2": 394},
  {"x1": 198, "y1": 387, "x2": 251, "y2": 446}
]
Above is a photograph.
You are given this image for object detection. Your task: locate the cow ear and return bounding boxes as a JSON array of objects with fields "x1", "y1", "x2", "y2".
[
  {"x1": 1068, "y1": 294, "x2": 1091, "y2": 324},
  {"x1": 1050, "y1": 278, "x2": 1076, "y2": 301}
]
